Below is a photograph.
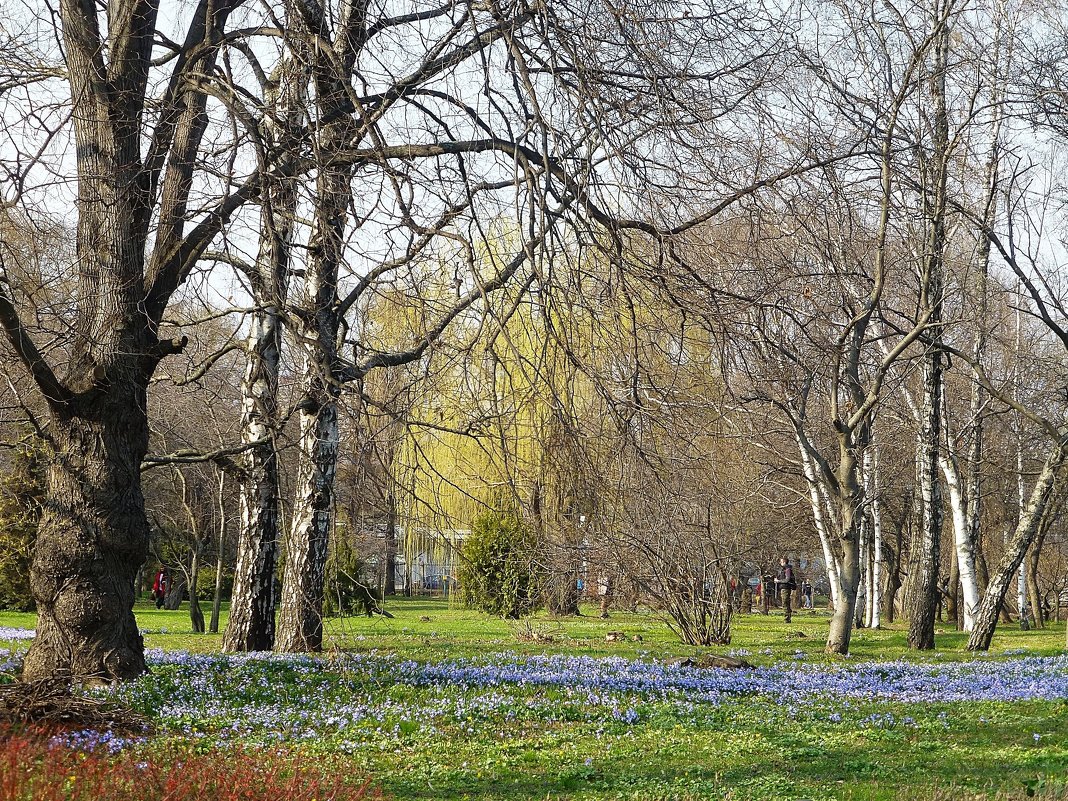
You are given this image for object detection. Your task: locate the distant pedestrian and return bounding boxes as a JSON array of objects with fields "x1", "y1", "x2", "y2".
[
  {"x1": 152, "y1": 569, "x2": 168, "y2": 609},
  {"x1": 802, "y1": 580, "x2": 813, "y2": 609},
  {"x1": 774, "y1": 557, "x2": 796, "y2": 623}
]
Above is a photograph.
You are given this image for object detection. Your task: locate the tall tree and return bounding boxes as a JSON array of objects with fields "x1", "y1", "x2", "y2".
[{"x1": 0, "y1": 0, "x2": 260, "y2": 681}]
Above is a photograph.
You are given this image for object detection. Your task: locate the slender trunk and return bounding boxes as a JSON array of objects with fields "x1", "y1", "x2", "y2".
[
  {"x1": 855, "y1": 508, "x2": 868, "y2": 630},
  {"x1": 870, "y1": 451, "x2": 883, "y2": 629},
  {"x1": 967, "y1": 443, "x2": 1066, "y2": 650},
  {"x1": 1026, "y1": 533, "x2": 1045, "y2": 628},
  {"x1": 798, "y1": 438, "x2": 842, "y2": 606},
  {"x1": 188, "y1": 548, "x2": 205, "y2": 633},
  {"x1": 908, "y1": 357, "x2": 942, "y2": 650},
  {"x1": 600, "y1": 574, "x2": 614, "y2": 618},
  {"x1": 1015, "y1": 427, "x2": 1031, "y2": 630},
  {"x1": 210, "y1": 471, "x2": 226, "y2": 635},
  {"x1": 941, "y1": 455, "x2": 979, "y2": 630},
  {"x1": 384, "y1": 491, "x2": 397, "y2": 596}
]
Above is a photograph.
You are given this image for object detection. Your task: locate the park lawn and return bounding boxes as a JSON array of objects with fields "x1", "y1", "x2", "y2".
[
  {"x1": 3, "y1": 599, "x2": 1068, "y2": 800},
  {"x1": 3, "y1": 596, "x2": 1066, "y2": 661}
]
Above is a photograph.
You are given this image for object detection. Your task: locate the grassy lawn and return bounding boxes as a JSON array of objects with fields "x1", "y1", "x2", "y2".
[{"x1": 3, "y1": 599, "x2": 1068, "y2": 800}]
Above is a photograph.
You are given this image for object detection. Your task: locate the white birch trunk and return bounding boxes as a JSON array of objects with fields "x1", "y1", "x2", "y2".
[
  {"x1": 939, "y1": 454, "x2": 979, "y2": 631},
  {"x1": 798, "y1": 437, "x2": 841, "y2": 607},
  {"x1": 870, "y1": 449, "x2": 883, "y2": 628},
  {"x1": 968, "y1": 441, "x2": 1066, "y2": 650}
]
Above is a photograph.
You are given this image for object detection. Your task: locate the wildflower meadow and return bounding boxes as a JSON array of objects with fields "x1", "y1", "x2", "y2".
[{"x1": 3, "y1": 601, "x2": 1068, "y2": 800}]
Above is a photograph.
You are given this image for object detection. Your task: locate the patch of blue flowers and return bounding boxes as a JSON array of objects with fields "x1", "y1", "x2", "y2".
[{"x1": 80, "y1": 649, "x2": 1068, "y2": 748}]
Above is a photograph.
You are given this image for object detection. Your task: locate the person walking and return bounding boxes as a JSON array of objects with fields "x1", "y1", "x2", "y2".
[
  {"x1": 774, "y1": 557, "x2": 796, "y2": 623},
  {"x1": 802, "y1": 580, "x2": 813, "y2": 609}
]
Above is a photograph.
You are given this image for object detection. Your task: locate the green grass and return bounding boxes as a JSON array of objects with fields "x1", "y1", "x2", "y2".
[
  {"x1": 3, "y1": 596, "x2": 1065, "y2": 662},
  {"x1": 3, "y1": 599, "x2": 1068, "y2": 800}
]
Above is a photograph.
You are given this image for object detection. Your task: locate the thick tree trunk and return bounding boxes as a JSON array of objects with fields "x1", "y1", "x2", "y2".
[
  {"x1": 967, "y1": 443, "x2": 1065, "y2": 651},
  {"x1": 827, "y1": 450, "x2": 864, "y2": 655},
  {"x1": 24, "y1": 399, "x2": 150, "y2": 682},
  {"x1": 827, "y1": 533, "x2": 860, "y2": 654},
  {"x1": 164, "y1": 574, "x2": 185, "y2": 610},
  {"x1": 903, "y1": 438, "x2": 924, "y2": 617}
]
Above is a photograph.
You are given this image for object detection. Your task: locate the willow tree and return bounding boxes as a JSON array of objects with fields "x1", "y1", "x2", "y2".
[{"x1": 262, "y1": 0, "x2": 791, "y2": 650}]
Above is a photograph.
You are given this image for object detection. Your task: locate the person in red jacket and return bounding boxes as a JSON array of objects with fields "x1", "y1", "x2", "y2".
[{"x1": 152, "y1": 569, "x2": 168, "y2": 609}]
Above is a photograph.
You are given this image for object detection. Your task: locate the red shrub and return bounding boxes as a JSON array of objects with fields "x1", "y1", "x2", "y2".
[{"x1": 0, "y1": 728, "x2": 381, "y2": 801}]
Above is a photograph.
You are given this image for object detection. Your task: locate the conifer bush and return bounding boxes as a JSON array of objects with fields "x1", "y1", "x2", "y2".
[{"x1": 459, "y1": 509, "x2": 543, "y2": 619}]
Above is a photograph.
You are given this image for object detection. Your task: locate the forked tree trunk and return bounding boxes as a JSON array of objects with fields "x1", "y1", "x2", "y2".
[
  {"x1": 24, "y1": 395, "x2": 151, "y2": 681},
  {"x1": 274, "y1": 4, "x2": 357, "y2": 651},
  {"x1": 223, "y1": 63, "x2": 302, "y2": 653},
  {"x1": 967, "y1": 443, "x2": 1066, "y2": 651},
  {"x1": 4, "y1": 0, "x2": 248, "y2": 680}
]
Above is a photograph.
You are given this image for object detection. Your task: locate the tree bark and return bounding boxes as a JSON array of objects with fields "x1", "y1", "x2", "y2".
[
  {"x1": 798, "y1": 438, "x2": 842, "y2": 606},
  {"x1": 223, "y1": 61, "x2": 302, "y2": 653},
  {"x1": 210, "y1": 470, "x2": 226, "y2": 635},
  {"x1": 276, "y1": 394, "x2": 339, "y2": 651},
  {"x1": 1025, "y1": 535, "x2": 1044, "y2": 629},
  {"x1": 188, "y1": 548, "x2": 205, "y2": 633},
  {"x1": 967, "y1": 442, "x2": 1066, "y2": 650},
  {"x1": 274, "y1": 1, "x2": 359, "y2": 652},
  {"x1": 941, "y1": 453, "x2": 979, "y2": 630},
  {"x1": 908, "y1": 361, "x2": 942, "y2": 650},
  {"x1": 827, "y1": 449, "x2": 864, "y2": 655},
  {"x1": 24, "y1": 400, "x2": 151, "y2": 682},
  {"x1": 384, "y1": 491, "x2": 397, "y2": 596}
]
